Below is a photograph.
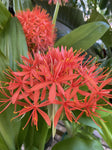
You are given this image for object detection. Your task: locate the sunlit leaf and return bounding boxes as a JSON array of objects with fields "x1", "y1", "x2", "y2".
[{"x1": 52, "y1": 133, "x2": 103, "y2": 150}]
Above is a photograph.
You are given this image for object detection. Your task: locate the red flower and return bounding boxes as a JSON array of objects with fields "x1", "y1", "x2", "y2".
[
  {"x1": 0, "y1": 46, "x2": 112, "y2": 129},
  {"x1": 53, "y1": 92, "x2": 76, "y2": 127},
  {"x1": 0, "y1": 82, "x2": 28, "y2": 113},
  {"x1": 14, "y1": 52, "x2": 44, "y2": 87},
  {"x1": 30, "y1": 47, "x2": 82, "y2": 102},
  {"x1": 3, "y1": 69, "x2": 30, "y2": 104},
  {"x1": 71, "y1": 95, "x2": 109, "y2": 126},
  {"x1": 12, "y1": 91, "x2": 51, "y2": 129},
  {"x1": 16, "y1": 6, "x2": 56, "y2": 52}
]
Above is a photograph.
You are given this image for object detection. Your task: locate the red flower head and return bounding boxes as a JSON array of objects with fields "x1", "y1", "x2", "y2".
[
  {"x1": 16, "y1": 6, "x2": 56, "y2": 52},
  {"x1": 0, "y1": 46, "x2": 112, "y2": 129}
]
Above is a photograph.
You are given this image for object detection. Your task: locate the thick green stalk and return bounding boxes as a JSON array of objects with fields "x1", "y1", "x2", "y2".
[
  {"x1": 52, "y1": 1, "x2": 60, "y2": 25},
  {"x1": 99, "y1": 119, "x2": 112, "y2": 141}
]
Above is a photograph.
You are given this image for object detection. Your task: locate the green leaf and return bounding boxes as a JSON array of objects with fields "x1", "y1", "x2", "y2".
[
  {"x1": 0, "y1": 0, "x2": 11, "y2": 31},
  {"x1": 78, "y1": 116, "x2": 102, "y2": 134},
  {"x1": 0, "y1": 50, "x2": 9, "y2": 80},
  {"x1": 58, "y1": 6, "x2": 84, "y2": 29},
  {"x1": 55, "y1": 21, "x2": 109, "y2": 50},
  {"x1": 24, "y1": 114, "x2": 49, "y2": 150},
  {"x1": 0, "y1": 132, "x2": 9, "y2": 150},
  {"x1": 15, "y1": 112, "x2": 30, "y2": 149},
  {"x1": 52, "y1": 133, "x2": 104, "y2": 150},
  {"x1": 101, "y1": 30, "x2": 112, "y2": 48},
  {"x1": 0, "y1": 105, "x2": 21, "y2": 150},
  {"x1": 13, "y1": 0, "x2": 33, "y2": 12},
  {"x1": 88, "y1": 10, "x2": 109, "y2": 24},
  {"x1": 0, "y1": 17, "x2": 28, "y2": 70},
  {"x1": 88, "y1": 10, "x2": 112, "y2": 48}
]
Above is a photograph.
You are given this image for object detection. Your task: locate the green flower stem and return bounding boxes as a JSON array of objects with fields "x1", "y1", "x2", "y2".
[
  {"x1": 52, "y1": 1, "x2": 60, "y2": 25},
  {"x1": 48, "y1": 104, "x2": 57, "y2": 137},
  {"x1": 52, "y1": 104, "x2": 56, "y2": 138}
]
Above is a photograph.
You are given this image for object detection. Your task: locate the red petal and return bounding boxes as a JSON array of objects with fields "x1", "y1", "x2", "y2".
[
  {"x1": 41, "y1": 87, "x2": 46, "y2": 101},
  {"x1": 14, "y1": 72, "x2": 28, "y2": 76},
  {"x1": 34, "y1": 90, "x2": 40, "y2": 104},
  {"x1": 58, "y1": 74, "x2": 78, "y2": 82},
  {"x1": 12, "y1": 87, "x2": 21, "y2": 104},
  {"x1": 65, "y1": 107, "x2": 74, "y2": 122},
  {"x1": 56, "y1": 83, "x2": 64, "y2": 95},
  {"x1": 54, "y1": 106, "x2": 63, "y2": 127},
  {"x1": 31, "y1": 81, "x2": 51, "y2": 91},
  {"x1": 37, "y1": 108, "x2": 51, "y2": 126},
  {"x1": 49, "y1": 83, "x2": 56, "y2": 102}
]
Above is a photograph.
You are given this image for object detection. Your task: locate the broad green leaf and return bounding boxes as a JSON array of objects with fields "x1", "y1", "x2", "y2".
[
  {"x1": 0, "y1": 105, "x2": 21, "y2": 150},
  {"x1": 0, "y1": 50, "x2": 9, "y2": 80},
  {"x1": 0, "y1": 0, "x2": 11, "y2": 31},
  {"x1": 52, "y1": 133, "x2": 103, "y2": 150},
  {"x1": 72, "y1": 109, "x2": 102, "y2": 133},
  {"x1": 55, "y1": 21, "x2": 109, "y2": 50},
  {"x1": 15, "y1": 112, "x2": 30, "y2": 149},
  {"x1": 0, "y1": 16, "x2": 28, "y2": 70},
  {"x1": 13, "y1": 0, "x2": 33, "y2": 12},
  {"x1": 24, "y1": 114, "x2": 49, "y2": 150},
  {"x1": 101, "y1": 30, "x2": 112, "y2": 48},
  {"x1": 57, "y1": 6, "x2": 84, "y2": 29},
  {"x1": 88, "y1": 10, "x2": 109, "y2": 24},
  {"x1": 0, "y1": 41, "x2": 20, "y2": 150},
  {"x1": 88, "y1": 10, "x2": 112, "y2": 48},
  {"x1": 0, "y1": 132, "x2": 9, "y2": 150}
]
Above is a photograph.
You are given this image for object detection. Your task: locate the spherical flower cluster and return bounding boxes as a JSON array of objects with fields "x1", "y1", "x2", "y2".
[
  {"x1": 16, "y1": 6, "x2": 56, "y2": 52},
  {"x1": 0, "y1": 46, "x2": 112, "y2": 129}
]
